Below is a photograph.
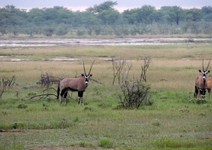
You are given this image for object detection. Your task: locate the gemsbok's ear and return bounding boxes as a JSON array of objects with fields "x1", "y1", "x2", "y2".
[{"x1": 81, "y1": 74, "x2": 85, "y2": 76}]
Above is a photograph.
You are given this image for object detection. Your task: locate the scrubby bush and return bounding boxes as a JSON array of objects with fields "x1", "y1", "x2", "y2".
[{"x1": 113, "y1": 57, "x2": 153, "y2": 109}]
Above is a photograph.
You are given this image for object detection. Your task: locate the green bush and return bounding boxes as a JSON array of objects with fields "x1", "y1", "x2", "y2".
[{"x1": 99, "y1": 138, "x2": 113, "y2": 148}]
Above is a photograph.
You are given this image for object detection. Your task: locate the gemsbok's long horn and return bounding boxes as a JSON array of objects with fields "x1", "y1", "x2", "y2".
[
  {"x1": 206, "y1": 60, "x2": 211, "y2": 71},
  {"x1": 88, "y1": 61, "x2": 95, "y2": 75},
  {"x1": 202, "y1": 59, "x2": 205, "y2": 71},
  {"x1": 83, "y1": 60, "x2": 87, "y2": 75}
]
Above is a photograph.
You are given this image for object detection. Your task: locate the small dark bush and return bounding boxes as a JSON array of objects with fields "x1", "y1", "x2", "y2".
[
  {"x1": 17, "y1": 104, "x2": 27, "y2": 109},
  {"x1": 119, "y1": 80, "x2": 152, "y2": 109}
]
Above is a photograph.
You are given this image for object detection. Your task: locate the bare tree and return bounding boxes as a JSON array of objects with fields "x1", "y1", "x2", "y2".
[
  {"x1": 139, "y1": 56, "x2": 151, "y2": 82},
  {"x1": 118, "y1": 57, "x2": 152, "y2": 109}
]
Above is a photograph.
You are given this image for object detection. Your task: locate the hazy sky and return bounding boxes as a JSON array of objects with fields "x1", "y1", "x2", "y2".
[{"x1": 1, "y1": 0, "x2": 212, "y2": 11}]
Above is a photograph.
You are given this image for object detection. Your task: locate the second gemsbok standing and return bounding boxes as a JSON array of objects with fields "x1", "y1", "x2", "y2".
[{"x1": 194, "y1": 59, "x2": 211, "y2": 99}]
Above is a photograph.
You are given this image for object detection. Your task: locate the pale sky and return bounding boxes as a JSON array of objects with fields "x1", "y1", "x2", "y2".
[{"x1": 1, "y1": 0, "x2": 212, "y2": 11}]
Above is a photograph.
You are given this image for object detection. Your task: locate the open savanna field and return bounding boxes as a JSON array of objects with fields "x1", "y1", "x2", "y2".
[{"x1": 0, "y1": 42, "x2": 212, "y2": 150}]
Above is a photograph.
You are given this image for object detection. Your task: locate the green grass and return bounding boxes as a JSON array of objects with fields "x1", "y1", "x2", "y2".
[
  {"x1": 153, "y1": 138, "x2": 212, "y2": 149},
  {"x1": 0, "y1": 44, "x2": 212, "y2": 149},
  {"x1": 0, "y1": 92, "x2": 211, "y2": 149},
  {"x1": 99, "y1": 138, "x2": 113, "y2": 148}
]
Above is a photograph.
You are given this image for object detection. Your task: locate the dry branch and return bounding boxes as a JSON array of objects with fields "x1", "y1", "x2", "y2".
[
  {"x1": 0, "y1": 76, "x2": 16, "y2": 99},
  {"x1": 29, "y1": 93, "x2": 57, "y2": 100},
  {"x1": 37, "y1": 73, "x2": 62, "y2": 87},
  {"x1": 29, "y1": 87, "x2": 57, "y2": 101},
  {"x1": 112, "y1": 58, "x2": 131, "y2": 85},
  {"x1": 90, "y1": 78, "x2": 104, "y2": 85}
]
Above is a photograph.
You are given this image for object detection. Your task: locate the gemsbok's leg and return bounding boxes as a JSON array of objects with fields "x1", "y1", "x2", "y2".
[
  {"x1": 59, "y1": 92, "x2": 62, "y2": 103},
  {"x1": 208, "y1": 89, "x2": 211, "y2": 99},
  {"x1": 194, "y1": 86, "x2": 198, "y2": 98},
  {"x1": 78, "y1": 91, "x2": 84, "y2": 104},
  {"x1": 60, "y1": 88, "x2": 66, "y2": 103},
  {"x1": 64, "y1": 91, "x2": 68, "y2": 105}
]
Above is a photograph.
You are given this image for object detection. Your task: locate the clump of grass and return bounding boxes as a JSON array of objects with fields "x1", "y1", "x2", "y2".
[
  {"x1": 0, "y1": 118, "x2": 74, "y2": 130},
  {"x1": 152, "y1": 120, "x2": 161, "y2": 127},
  {"x1": 99, "y1": 138, "x2": 113, "y2": 148},
  {"x1": 98, "y1": 102, "x2": 112, "y2": 108},
  {"x1": 79, "y1": 141, "x2": 93, "y2": 148},
  {"x1": 73, "y1": 117, "x2": 79, "y2": 123},
  {"x1": 0, "y1": 144, "x2": 24, "y2": 150},
  {"x1": 17, "y1": 103, "x2": 27, "y2": 109},
  {"x1": 154, "y1": 138, "x2": 195, "y2": 148},
  {"x1": 83, "y1": 106, "x2": 93, "y2": 111}
]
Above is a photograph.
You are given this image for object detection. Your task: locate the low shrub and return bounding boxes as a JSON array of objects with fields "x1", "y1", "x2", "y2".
[{"x1": 99, "y1": 138, "x2": 113, "y2": 148}]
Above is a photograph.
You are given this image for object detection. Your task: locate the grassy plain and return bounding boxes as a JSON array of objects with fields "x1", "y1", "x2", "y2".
[{"x1": 0, "y1": 44, "x2": 212, "y2": 149}]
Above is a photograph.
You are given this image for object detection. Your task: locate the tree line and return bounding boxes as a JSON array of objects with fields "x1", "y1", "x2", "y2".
[{"x1": 0, "y1": 1, "x2": 212, "y2": 37}]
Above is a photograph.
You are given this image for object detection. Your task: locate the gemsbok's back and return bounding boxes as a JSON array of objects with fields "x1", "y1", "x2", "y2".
[{"x1": 57, "y1": 61, "x2": 94, "y2": 104}]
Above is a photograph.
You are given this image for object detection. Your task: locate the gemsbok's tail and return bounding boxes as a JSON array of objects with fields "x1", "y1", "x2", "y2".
[{"x1": 57, "y1": 82, "x2": 60, "y2": 100}]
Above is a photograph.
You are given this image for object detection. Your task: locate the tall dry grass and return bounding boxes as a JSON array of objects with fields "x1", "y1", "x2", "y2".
[{"x1": 0, "y1": 45, "x2": 212, "y2": 91}]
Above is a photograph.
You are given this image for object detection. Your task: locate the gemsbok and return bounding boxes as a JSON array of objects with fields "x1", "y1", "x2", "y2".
[
  {"x1": 194, "y1": 59, "x2": 210, "y2": 99},
  {"x1": 57, "y1": 61, "x2": 94, "y2": 104}
]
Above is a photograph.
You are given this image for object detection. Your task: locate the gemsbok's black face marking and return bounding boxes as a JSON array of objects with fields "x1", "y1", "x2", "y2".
[
  {"x1": 194, "y1": 59, "x2": 211, "y2": 99},
  {"x1": 57, "y1": 61, "x2": 95, "y2": 105},
  {"x1": 81, "y1": 74, "x2": 93, "y2": 84}
]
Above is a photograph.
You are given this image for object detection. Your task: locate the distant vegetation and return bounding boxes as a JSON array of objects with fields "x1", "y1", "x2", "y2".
[{"x1": 0, "y1": 1, "x2": 212, "y2": 37}]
